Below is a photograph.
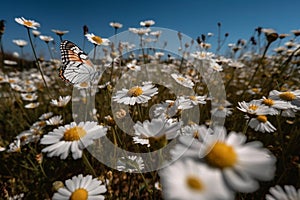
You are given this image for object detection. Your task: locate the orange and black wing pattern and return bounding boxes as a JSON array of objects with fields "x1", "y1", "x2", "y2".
[{"x1": 60, "y1": 40, "x2": 95, "y2": 84}]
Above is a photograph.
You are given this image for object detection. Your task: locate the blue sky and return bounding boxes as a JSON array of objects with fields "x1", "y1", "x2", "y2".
[{"x1": 1, "y1": 0, "x2": 300, "y2": 59}]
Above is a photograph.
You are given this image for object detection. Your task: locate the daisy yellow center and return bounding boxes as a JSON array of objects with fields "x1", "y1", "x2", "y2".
[
  {"x1": 127, "y1": 86, "x2": 143, "y2": 97},
  {"x1": 251, "y1": 88, "x2": 259, "y2": 93},
  {"x1": 186, "y1": 175, "x2": 204, "y2": 191},
  {"x1": 20, "y1": 135, "x2": 29, "y2": 143},
  {"x1": 249, "y1": 104, "x2": 258, "y2": 111},
  {"x1": 218, "y1": 105, "x2": 224, "y2": 110},
  {"x1": 206, "y1": 141, "x2": 237, "y2": 169},
  {"x1": 38, "y1": 121, "x2": 46, "y2": 127},
  {"x1": 26, "y1": 94, "x2": 32, "y2": 98},
  {"x1": 63, "y1": 126, "x2": 86, "y2": 141},
  {"x1": 262, "y1": 98, "x2": 274, "y2": 106},
  {"x1": 23, "y1": 20, "x2": 33, "y2": 27},
  {"x1": 92, "y1": 36, "x2": 103, "y2": 44},
  {"x1": 193, "y1": 130, "x2": 200, "y2": 139},
  {"x1": 177, "y1": 77, "x2": 185, "y2": 82},
  {"x1": 257, "y1": 115, "x2": 267, "y2": 123},
  {"x1": 279, "y1": 92, "x2": 296, "y2": 101},
  {"x1": 26, "y1": 88, "x2": 34, "y2": 92},
  {"x1": 189, "y1": 96, "x2": 197, "y2": 101},
  {"x1": 70, "y1": 188, "x2": 88, "y2": 200},
  {"x1": 149, "y1": 134, "x2": 167, "y2": 149}
]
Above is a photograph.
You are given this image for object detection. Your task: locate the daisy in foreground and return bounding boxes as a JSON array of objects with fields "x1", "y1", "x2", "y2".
[
  {"x1": 52, "y1": 174, "x2": 107, "y2": 200},
  {"x1": 159, "y1": 159, "x2": 234, "y2": 200},
  {"x1": 112, "y1": 82, "x2": 158, "y2": 105},
  {"x1": 198, "y1": 126, "x2": 276, "y2": 192},
  {"x1": 40, "y1": 121, "x2": 107, "y2": 159},
  {"x1": 265, "y1": 185, "x2": 300, "y2": 200}
]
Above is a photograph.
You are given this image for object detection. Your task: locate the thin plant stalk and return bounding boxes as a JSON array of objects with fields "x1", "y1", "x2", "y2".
[
  {"x1": 46, "y1": 42, "x2": 54, "y2": 60},
  {"x1": 0, "y1": 35, "x2": 4, "y2": 67},
  {"x1": 26, "y1": 27, "x2": 52, "y2": 98},
  {"x1": 82, "y1": 152, "x2": 97, "y2": 177}
]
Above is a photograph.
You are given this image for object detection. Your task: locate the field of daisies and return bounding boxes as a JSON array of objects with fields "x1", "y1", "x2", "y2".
[{"x1": 0, "y1": 18, "x2": 300, "y2": 200}]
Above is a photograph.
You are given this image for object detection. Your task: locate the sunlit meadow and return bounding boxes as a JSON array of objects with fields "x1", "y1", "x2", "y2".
[{"x1": 0, "y1": 17, "x2": 299, "y2": 200}]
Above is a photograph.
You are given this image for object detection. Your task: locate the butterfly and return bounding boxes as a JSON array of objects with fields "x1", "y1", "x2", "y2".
[{"x1": 59, "y1": 40, "x2": 98, "y2": 84}]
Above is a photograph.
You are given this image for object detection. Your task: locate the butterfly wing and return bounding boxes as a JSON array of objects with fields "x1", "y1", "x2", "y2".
[{"x1": 60, "y1": 40, "x2": 96, "y2": 84}]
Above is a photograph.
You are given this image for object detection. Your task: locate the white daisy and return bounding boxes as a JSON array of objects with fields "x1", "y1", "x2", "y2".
[
  {"x1": 269, "y1": 90, "x2": 300, "y2": 107},
  {"x1": 7, "y1": 193, "x2": 24, "y2": 200},
  {"x1": 39, "y1": 35, "x2": 54, "y2": 43},
  {"x1": 85, "y1": 33, "x2": 110, "y2": 46},
  {"x1": 32, "y1": 30, "x2": 41, "y2": 37},
  {"x1": 171, "y1": 124, "x2": 210, "y2": 158},
  {"x1": 31, "y1": 120, "x2": 47, "y2": 129},
  {"x1": 266, "y1": 185, "x2": 300, "y2": 200},
  {"x1": 40, "y1": 121, "x2": 107, "y2": 159},
  {"x1": 126, "y1": 60, "x2": 141, "y2": 71},
  {"x1": 197, "y1": 126, "x2": 276, "y2": 193},
  {"x1": 248, "y1": 115, "x2": 276, "y2": 133},
  {"x1": 140, "y1": 20, "x2": 155, "y2": 27},
  {"x1": 39, "y1": 112, "x2": 53, "y2": 120},
  {"x1": 150, "y1": 100, "x2": 181, "y2": 119},
  {"x1": 258, "y1": 96, "x2": 291, "y2": 115},
  {"x1": 171, "y1": 73, "x2": 194, "y2": 88},
  {"x1": 177, "y1": 95, "x2": 206, "y2": 108},
  {"x1": 191, "y1": 51, "x2": 215, "y2": 60},
  {"x1": 112, "y1": 82, "x2": 158, "y2": 105},
  {"x1": 20, "y1": 93, "x2": 38, "y2": 101},
  {"x1": 0, "y1": 146, "x2": 6, "y2": 152},
  {"x1": 16, "y1": 130, "x2": 40, "y2": 146},
  {"x1": 133, "y1": 118, "x2": 181, "y2": 148},
  {"x1": 210, "y1": 100, "x2": 233, "y2": 118},
  {"x1": 7, "y1": 139, "x2": 21, "y2": 153},
  {"x1": 237, "y1": 100, "x2": 275, "y2": 116},
  {"x1": 109, "y1": 22, "x2": 123, "y2": 29},
  {"x1": 50, "y1": 95, "x2": 71, "y2": 107},
  {"x1": 228, "y1": 60, "x2": 245, "y2": 68},
  {"x1": 209, "y1": 60, "x2": 223, "y2": 72},
  {"x1": 13, "y1": 39, "x2": 28, "y2": 47},
  {"x1": 52, "y1": 174, "x2": 107, "y2": 200},
  {"x1": 268, "y1": 90, "x2": 300, "y2": 117},
  {"x1": 24, "y1": 102, "x2": 39, "y2": 109},
  {"x1": 117, "y1": 156, "x2": 145, "y2": 173},
  {"x1": 0, "y1": 74, "x2": 8, "y2": 83},
  {"x1": 46, "y1": 115, "x2": 63, "y2": 126},
  {"x1": 159, "y1": 159, "x2": 234, "y2": 200},
  {"x1": 129, "y1": 27, "x2": 151, "y2": 36},
  {"x1": 51, "y1": 29, "x2": 69, "y2": 36},
  {"x1": 15, "y1": 17, "x2": 40, "y2": 29}
]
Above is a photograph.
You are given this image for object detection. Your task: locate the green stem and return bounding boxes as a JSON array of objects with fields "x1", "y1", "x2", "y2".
[
  {"x1": 93, "y1": 44, "x2": 97, "y2": 63},
  {"x1": 39, "y1": 164, "x2": 47, "y2": 178},
  {"x1": 46, "y1": 42, "x2": 54, "y2": 60},
  {"x1": 26, "y1": 27, "x2": 52, "y2": 98},
  {"x1": 242, "y1": 119, "x2": 250, "y2": 134},
  {"x1": 82, "y1": 152, "x2": 97, "y2": 176},
  {"x1": 0, "y1": 35, "x2": 4, "y2": 67}
]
